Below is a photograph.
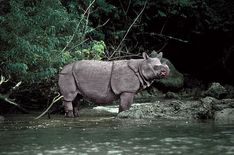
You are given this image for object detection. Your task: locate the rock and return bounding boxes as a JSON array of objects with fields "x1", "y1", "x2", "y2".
[
  {"x1": 205, "y1": 82, "x2": 227, "y2": 99},
  {"x1": 83, "y1": 97, "x2": 234, "y2": 122},
  {"x1": 116, "y1": 97, "x2": 222, "y2": 120},
  {"x1": 117, "y1": 101, "x2": 200, "y2": 120},
  {"x1": 117, "y1": 103, "x2": 157, "y2": 119},
  {"x1": 212, "y1": 99, "x2": 234, "y2": 111},
  {"x1": 165, "y1": 92, "x2": 181, "y2": 99},
  {"x1": 200, "y1": 96, "x2": 218, "y2": 104},
  {"x1": 154, "y1": 58, "x2": 184, "y2": 90},
  {"x1": 224, "y1": 84, "x2": 234, "y2": 98},
  {"x1": 214, "y1": 108, "x2": 234, "y2": 123},
  {"x1": 194, "y1": 97, "x2": 217, "y2": 119}
]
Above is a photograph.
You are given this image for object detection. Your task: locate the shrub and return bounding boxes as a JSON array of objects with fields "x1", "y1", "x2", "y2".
[{"x1": 0, "y1": 0, "x2": 105, "y2": 108}]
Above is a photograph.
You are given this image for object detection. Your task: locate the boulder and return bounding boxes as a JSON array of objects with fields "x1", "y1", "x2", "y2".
[
  {"x1": 224, "y1": 84, "x2": 234, "y2": 98},
  {"x1": 117, "y1": 100, "x2": 201, "y2": 120},
  {"x1": 214, "y1": 108, "x2": 234, "y2": 123},
  {"x1": 165, "y1": 92, "x2": 181, "y2": 99},
  {"x1": 87, "y1": 97, "x2": 234, "y2": 122},
  {"x1": 195, "y1": 97, "x2": 217, "y2": 119},
  {"x1": 205, "y1": 82, "x2": 227, "y2": 99}
]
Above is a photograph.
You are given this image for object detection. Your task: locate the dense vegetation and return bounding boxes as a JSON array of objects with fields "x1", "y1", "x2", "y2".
[{"x1": 0, "y1": 0, "x2": 234, "y2": 112}]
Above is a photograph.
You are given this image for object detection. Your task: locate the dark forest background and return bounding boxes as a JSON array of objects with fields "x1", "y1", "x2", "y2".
[{"x1": 0, "y1": 0, "x2": 234, "y2": 112}]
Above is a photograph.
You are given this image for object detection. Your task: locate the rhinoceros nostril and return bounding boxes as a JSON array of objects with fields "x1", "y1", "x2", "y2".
[{"x1": 160, "y1": 70, "x2": 166, "y2": 76}]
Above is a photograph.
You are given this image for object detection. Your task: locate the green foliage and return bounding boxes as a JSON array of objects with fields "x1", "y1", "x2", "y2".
[
  {"x1": 0, "y1": 0, "x2": 233, "y2": 109},
  {"x1": 0, "y1": 0, "x2": 105, "y2": 83},
  {"x1": 64, "y1": 40, "x2": 106, "y2": 60},
  {"x1": 0, "y1": 0, "x2": 106, "y2": 108}
]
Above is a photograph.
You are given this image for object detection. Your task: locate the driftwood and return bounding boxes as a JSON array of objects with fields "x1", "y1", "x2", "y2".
[
  {"x1": 0, "y1": 75, "x2": 29, "y2": 113},
  {"x1": 35, "y1": 93, "x2": 63, "y2": 119}
]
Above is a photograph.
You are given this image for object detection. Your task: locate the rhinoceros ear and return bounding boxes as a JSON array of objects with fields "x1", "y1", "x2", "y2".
[
  {"x1": 142, "y1": 52, "x2": 150, "y2": 60},
  {"x1": 157, "y1": 52, "x2": 163, "y2": 60},
  {"x1": 162, "y1": 59, "x2": 168, "y2": 65}
]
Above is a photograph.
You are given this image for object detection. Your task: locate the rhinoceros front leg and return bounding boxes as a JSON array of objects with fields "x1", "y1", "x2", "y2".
[{"x1": 119, "y1": 92, "x2": 135, "y2": 113}]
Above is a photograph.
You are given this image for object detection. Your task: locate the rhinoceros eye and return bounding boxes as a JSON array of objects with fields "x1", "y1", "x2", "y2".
[{"x1": 153, "y1": 65, "x2": 159, "y2": 70}]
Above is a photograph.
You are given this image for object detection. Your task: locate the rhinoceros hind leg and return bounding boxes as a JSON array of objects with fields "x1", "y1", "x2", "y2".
[
  {"x1": 63, "y1": 91, "x2": 79, "y2": 117},
  {"x1": 119, "y1": 92, "x2": 135, "y2": 113},
  {"x1": 63, "y1": 101, "x2": 75, "y2": 117},
  {"x1": 73, "y1": 95, "x2": 82, "y2": 117}
]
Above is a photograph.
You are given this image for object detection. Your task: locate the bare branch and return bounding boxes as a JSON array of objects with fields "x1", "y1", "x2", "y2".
[
  {"x1": 109, "y1": 1, "x2": 147, "y2": 60},
  {"x1": 156, "y1": 33, "x2": 189, "y2": 43},
  {"x1": 86, "y1": 19, "x2": 110, "y2": 34},
  {"x1": 0, "y1": 95, "x2": 29, "y2": 113},
  {"x1": 0, "y1": 75, "x2": 27, "y2": 113},
  {"x1": 61, "y1": 0, "x2": 96, "y2": 53},
  {"x1": 35, "y1": 93, "x2": 63, "y2": 120},
  {"x1": 0, "y1": 75, "x2": 10, "y2": 85},
  {"x1": 157, "y1": 42, "x2": 168, "y2": 53},
  {"x1": 140, "y1": 32, "x2": 189, "y2": 43},
  {"x1": 82, "y1": 6, "x2": 91, "y2": 40},
  {"x1": 13, "y1": 81, "x2": 22, "y2": 90},
  {"x1": 126, "y1": 0, "x2": 132, "y2": 14},
  {"x1": 160, "y1": 21, "x2": 167, "y2": 34}
]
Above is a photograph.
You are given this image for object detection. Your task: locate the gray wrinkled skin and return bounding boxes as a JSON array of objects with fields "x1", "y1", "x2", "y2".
[{"x1": 58, "y1": 52, "x2": 169, "y2": 117}]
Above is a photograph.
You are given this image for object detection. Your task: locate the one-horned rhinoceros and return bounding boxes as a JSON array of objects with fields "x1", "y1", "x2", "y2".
[{"x1": 58, "y1": 52, "x2": 169, "y2": 117}]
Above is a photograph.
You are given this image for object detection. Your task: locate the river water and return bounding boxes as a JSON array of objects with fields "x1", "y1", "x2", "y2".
[{"x1": 0, "y1": 114, "x2": 234, "y2": 155}]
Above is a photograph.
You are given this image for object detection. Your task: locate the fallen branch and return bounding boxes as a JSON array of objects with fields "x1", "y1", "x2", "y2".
[
  {"x1": 0, "y1": 75, "x2": 9, "y2": 85},
  {"x1": 0, "y1": 77, "x2": 28, "y2": 113},
  {"x1": 35, "y1": 93, "x2": 63, "y2": 120},
  {"x1": 0, "y1": 95, "x2": 29, "y2": 113}
]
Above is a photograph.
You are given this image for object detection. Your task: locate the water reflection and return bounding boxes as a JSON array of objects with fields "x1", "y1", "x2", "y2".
[{"x1": 0, "y1": 115, "x2": 234, "y2": 155}]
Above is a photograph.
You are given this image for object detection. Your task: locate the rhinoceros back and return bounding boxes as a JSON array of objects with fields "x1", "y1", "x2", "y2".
[{"x1": 72, "y1": 60, "x2": 114, "y2": 103}]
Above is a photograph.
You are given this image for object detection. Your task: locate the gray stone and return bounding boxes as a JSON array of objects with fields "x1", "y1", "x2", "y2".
[
  {"x1": 117, "y1": 101, "x2": 197, "y2": 120},
  {"x1": 165, "y1": 92, "x2": 181, "y2": 99},
  {"x1": 195, "y1": 97, "x2": 217, "y2": 119},
  {"x1": 214, "y1": 108, "x2": 234, "y2": 123},
  {"x1": 83, "y1": 97, "x2": 234, "y2": 122},
  {"x1": 205, "y1": 82, "x2": 227, "y2": 99},
  {"x1": 224, "y1": 84, "x2": 234, "y2": 98}
]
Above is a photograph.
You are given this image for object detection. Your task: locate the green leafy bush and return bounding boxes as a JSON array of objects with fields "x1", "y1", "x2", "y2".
[
  {"x1": 0, "y1": 0, "x2": 105, "y2": 83},
  {"x1": 0, "y1": 0, "x2": 106, "y2": 108}
]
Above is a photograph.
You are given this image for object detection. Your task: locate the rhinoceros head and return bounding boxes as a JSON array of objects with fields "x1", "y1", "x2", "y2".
[{"x1": 140, "y1": 52, "x2": 169, "y2": 81}]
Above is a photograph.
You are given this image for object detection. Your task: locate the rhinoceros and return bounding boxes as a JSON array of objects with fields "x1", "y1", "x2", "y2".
[{"x1": 58, "y1": 52, "x2": 169, "y2": 117}]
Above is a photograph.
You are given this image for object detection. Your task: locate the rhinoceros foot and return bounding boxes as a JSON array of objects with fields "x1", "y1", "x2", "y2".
[
  {"x1": 65, "y1": 110, "x2": 75, "y2": 118},
  {"x1": 74, "y1": 108, "x2": 80, "y2": 117}
]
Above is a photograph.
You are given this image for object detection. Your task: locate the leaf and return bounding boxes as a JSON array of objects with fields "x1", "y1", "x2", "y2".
[{"x1": 158, "y1": 10, "x2": 167, "y2": 17}]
